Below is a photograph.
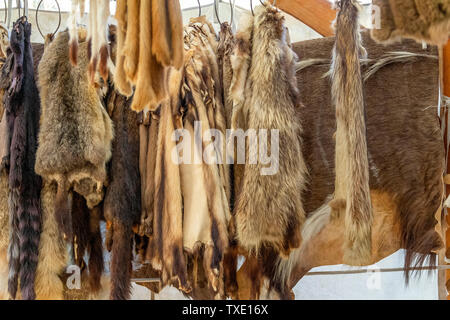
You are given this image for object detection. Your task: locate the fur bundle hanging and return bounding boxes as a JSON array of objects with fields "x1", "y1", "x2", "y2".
[
  {"x1": 329, "y1": 0, "x2": 373, "y2": 266},
  {"x1": 371, "y1": 0, "x2": 450, "y2": 46},
  {"x1": 3, "y1": 18, "x2": 42, "y2": 300},
  {"x1": 35, "y1": 30, "x2": 113, "y2": 242},
  {"x1": 232, "y1": 5, "x2": 307, "y2": 257},
  {"x1": 103, "y1": 82, "x2": 141, "y2": 300},
  {"x1": 179, "y1": 17, "x2": 232, "y2": 298},
  {"x1": 113, "y1": 0, "x2": 184, "y2": 111}
]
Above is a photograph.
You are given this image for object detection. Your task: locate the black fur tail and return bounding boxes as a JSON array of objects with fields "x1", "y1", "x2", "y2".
[{"x1": 110, "y1": 222, "x2": 133, "y2": 300}]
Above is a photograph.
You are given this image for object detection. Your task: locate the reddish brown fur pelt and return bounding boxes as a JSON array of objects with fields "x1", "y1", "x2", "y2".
[
  {"x1": 103, "y1": 86, "x2": 141, "y2": 300},
  {"x1": 4, "y1": 18, "x2": 42, "y2": 300},
  {"x1": 114, "y1": 0, "x2": 184, "y2": 112},
  {"x1": 36, "y1": 30, "x2": 113, "y2": 240},
  {"x1": 233, "y1": 5, "x2": 307, "y2": 256},
  {"x1": 113, "y1": 0, "x2": 132, "y2": 96},
  {"x1": 330, "y1": 0, "x2": 373, "y2": 266}
]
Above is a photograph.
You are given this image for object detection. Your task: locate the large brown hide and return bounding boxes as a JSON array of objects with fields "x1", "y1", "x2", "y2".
[{"x1": 236, "y1": 32, "x2": 444, "y2": 298}]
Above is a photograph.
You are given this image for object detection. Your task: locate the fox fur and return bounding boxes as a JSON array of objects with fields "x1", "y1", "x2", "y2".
[
  {"x1": 103, "y1": 84, "x2": 141, "y2": 300},
  {"x1": 36, "y1": 30, "x2": 113, "y2": 241},
  {"x1": 4, "y1": 18, "x2": 42, "y2": 300},
  {"x1": 233, "y1": 5, "x2": 307, "y2": 256},
  {"x1": 68, "y1": 0, "x2": 85, "y2": 66},
  {"x1": 330, "y1": 0, "x2": 373, "y2": 265},
  {"x1": 114, "y1": 0, "x2": 184, "y2": 112}
]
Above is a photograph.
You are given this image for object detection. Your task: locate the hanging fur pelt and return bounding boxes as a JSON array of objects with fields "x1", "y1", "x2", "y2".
[
  {"x1": 329, "y1": 0, "x2": 373, "y2": 266},
  {"x1": 36, "y1": 30, "x2": 113, "y2": 242},
  {"x1": 103, "y1": 84, "x2": 141, "y2": 300},
  {"x1": 3, "y1": 18, "x2": 42, "y2": 300},
  {"x1": 113, "y1": 0, "x2": 184, "y2": 111},
  {"x1": 69, "y1": 0, "x2": 109, "y2": 82},
  {"x1": 144, "y1": 69, "x2": 190, "y2": 293},
  {"x1": 233, "y1": 5, "x2": 307, "y2": 257},
  {"x1": 180, "y1": 18, "x2": 232, "y2": 298},
  {"x1": 371, "y1": 0, "x2": 450, "y2": 46}
]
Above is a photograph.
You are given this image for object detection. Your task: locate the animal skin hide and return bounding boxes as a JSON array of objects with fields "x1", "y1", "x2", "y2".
[
  {"x1": 144, "y1": 71, "x2": 190, "y2": 293},
  {"x1": 232, "y1": 5, "x2": 307, "y2": 256},
  {"x1": 36, "y1": 30, "x2": 113, "y2": 242},
  {"x1": 69, "y1": 0, "x2": 110, "y2": 82},
  {"x1": 114, "y1": 0, "x2": 184, "y2": 111},
  {"x1": 371, "y1": 0, "x2": 450, "y2": 45},
  {"x1": 103, "y1": 85, "x2": 141, "y2": 300},
  {"x1": 180, "y1": 18, "x2": 232, "y2": 298},
  {"x1": 235, "y1": 33, "x2": 444, "y2": 299},
  {"x1": 329, "y1": 0, "x2": 373, "y2": 265},
  {"x1": 3, "y1": 18, "x2": 42, "y2": 300}
]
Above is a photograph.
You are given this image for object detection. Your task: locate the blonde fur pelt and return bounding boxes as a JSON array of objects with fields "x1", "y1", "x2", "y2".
[
  {"x1": 34, "y1": 181, "x2": 68, "y2": 300},
  {"x1": 329, "y1": 0, "x2": 372, "y2": 265},
  {"x1": 233, "y1": 5, "x2": 307, "y2": 256}
]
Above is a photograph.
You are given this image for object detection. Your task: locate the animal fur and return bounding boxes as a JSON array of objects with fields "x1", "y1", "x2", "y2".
[
  {"x1": 233, "y1": 5, "x2": 307, "y2": 256},
  {"x1": 36, "y1": 30, "x2": 113, "y2": 242},
  {"x1": 330, "y1": 0, "x2": 373, "y2": 265},
  {"x1": 236, "y1": 32, "x2": 444, "y2": 298},
  {"x1": 113, "y1": 0, "x2": 132, "y2": 96},
  {"x1": 3, "y1": 18, "x2": 42, "y2": 300},
  {"x1": 103, "y1": 84, "x2": 141, "y2": 300},
  {"x1": 114, "y1": 0, "x2": 184, "y2": 112},
  {"x1": 145, "y1": 71, "x2": 190, "y2": 293},
  {"x1": 371, "y1": 0, "x2": 450, "y2": 45},
  {"x1": 68, "y1": 0, "x2": 85, "y2": 66},
  {"x1": 178, "y1": 19, "x2": 232, "y2": 299}
]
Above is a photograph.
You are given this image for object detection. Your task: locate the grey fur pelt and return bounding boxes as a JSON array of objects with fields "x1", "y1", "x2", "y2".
[
  {"x1": 35, "y1": 30, "x2": 113, "y2": 239},
  {"x1": 329, "y1": 0, "x2": 373, "y2": 265},
  {"x1": 232, "y1": 5, "x2": 307, "y2": 257}
]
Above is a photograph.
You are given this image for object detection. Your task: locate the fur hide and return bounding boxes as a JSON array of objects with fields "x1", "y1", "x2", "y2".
[
  {"x1": 329, "y1": 0, "x2": 373, "y2": 265},
  {"x1": 3, "y1": 18, "x2": 42, "y2": 300},
  {"x1": 371, "y1": 0, "x2": 450, "y2": 45},
  {"x1": 68, "y1": 0, "x2": 85, "y2": 66},
  {"x1": 232, "y1": 5, "x2": 307, "y2": 256},
  {"x1": 236, "y1": 32, "x2": 444, "y2": 298},
  {"x1": 180, "y1": 18, "x2": 232, "y2": 298},
  {"x1": 36, "y1": 30, "x2": 113, "y2": 241},
  {"x1": 114, "y1": 0, "x2": 184, "y2": 111},
  {"x1": 103, "y1": 84, "x2": 141, "y2": 300},
  {"x1": 144, "y1": 70, "x2": 190, "y2": 293}
]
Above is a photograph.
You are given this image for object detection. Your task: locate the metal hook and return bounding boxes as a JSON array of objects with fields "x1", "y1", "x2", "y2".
[
  {"x1": 36, "y1": 0, "x2": 61, "y2": 39},
  {"x1": 196, "y1": 0, "x2": 201, "y2": 17},
  {"x1": 3, "y1": 0, "x2": 7, "y2": 24},
  {"x1": 250, "y1": 0, "x2": 254, "y2": 16},
  {"x1": 214, "y1": 0, "x2": 221, "y2": 25},
  {"x1": 215, "y1": 0, "x2": 235, "y2": 25}
]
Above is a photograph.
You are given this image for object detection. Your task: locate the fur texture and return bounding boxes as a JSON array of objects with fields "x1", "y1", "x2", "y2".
[
  {"x1": 114, "y1": 0, "x2": 184, "y2": 111},
  {"x1": 371, "y1": 0, "x2": 450, "y2": 45},
  {"x1": 36, "y1": 30, "x2": 113, "y2": 240},
  {"x1": 103, "y1": 84, "x2": 141, "y2": 300},
  {"x1": 233, "y1": 5, "x2": 307, "y2": 256},
  {"x1": 4, "y1": 18, "x2": 42, "y2": 300},
  {"x1": 180, "y1": 19, "x2": 232, "y2": 298},
  {"x1": 330, "y1": 0, "x2": 373, "y2": 265}
]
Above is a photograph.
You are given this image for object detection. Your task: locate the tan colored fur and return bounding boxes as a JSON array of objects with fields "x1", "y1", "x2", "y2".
[{"x1": 331, "y1": 0, "x2": 372, "y2": 265}]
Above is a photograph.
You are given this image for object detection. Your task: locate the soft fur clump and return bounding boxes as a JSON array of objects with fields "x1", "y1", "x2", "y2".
[
  {"x1": 330, "y1": 0, "x2": 373, "y2": 265},
  {"x1": 232, "y1": 4, "x2": 307, "y2": 257},
  {"x1": 36, "y1": 30, "x2": 113, "y2": 241},
  {"x1": 371, "y1": 0, "x2": 450, "y2": 45}
]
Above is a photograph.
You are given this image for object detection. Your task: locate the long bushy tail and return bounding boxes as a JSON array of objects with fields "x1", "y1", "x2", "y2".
[{"x1": 330, "y1": 0, "x2": 373, "y2": 265}]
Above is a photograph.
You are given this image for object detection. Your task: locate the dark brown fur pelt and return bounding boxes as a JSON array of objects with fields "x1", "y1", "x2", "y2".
[
  {"x1": 4, "y1": 18, "x2": 42, "y2": 300},
  {"x1": 36, "y1": 30, "x2": 113, "y2": 240},
  {"x1": 103, "y1": 85, "x2": 141, "y2": 300},
  {"x1": 233, "y1": 5, "x2": 307, "y2": 256},
  {"x1": 371, "y1": 0, "x2": 450, "y2": 45},
  {"x1": 330, "y1": 0, "x2": 373, "y2": 265}
]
